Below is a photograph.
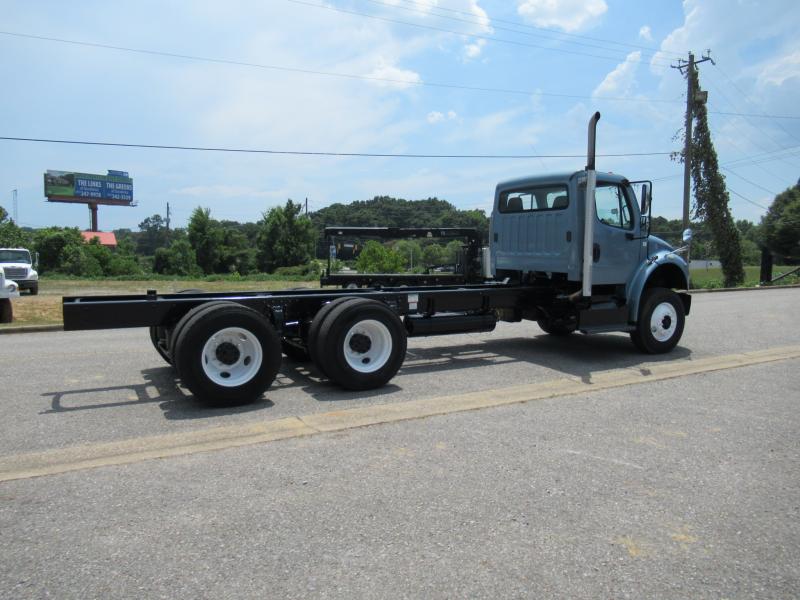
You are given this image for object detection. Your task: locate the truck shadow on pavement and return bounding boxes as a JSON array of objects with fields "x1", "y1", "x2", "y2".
[
  {"x1": 41, "y1": 367, "x2": 274, "y2": 419},
  {"x1": 40, "y1": 332, "x2": 691, "y2": 418},
  {"x1": 274, "y1": 331, "x2": 692, "y2": 401}
]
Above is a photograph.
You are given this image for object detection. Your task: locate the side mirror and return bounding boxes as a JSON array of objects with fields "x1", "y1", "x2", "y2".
[
  {"x1": 682, "y1": 228, "x2": 693, "y2": 243},
  {"x1": 640, "y1": 183, "x2": 650, "y2": 214}
]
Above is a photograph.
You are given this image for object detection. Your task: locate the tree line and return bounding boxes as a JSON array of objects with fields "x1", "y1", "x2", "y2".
[
  {"x1": 0, "y1": 188, "x2": 796, "y2": 279},
  {"x1": 0, "y1": 196, "x2": 486, "y2": 278}
]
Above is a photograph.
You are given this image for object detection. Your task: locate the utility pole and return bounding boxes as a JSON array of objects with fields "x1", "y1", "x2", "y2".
[
  {"x1": 305, "y1": 197, "x2": 308, "y2": 216},
  {"x1": 166, "y1": 202, "x2": 171, "y2": 232},
  {"x1": 672, "y1": 50, "x2": 714, "y2": 231},
  {"x1": 11, "y1": 189, "x2": 18, "y2": 223}
]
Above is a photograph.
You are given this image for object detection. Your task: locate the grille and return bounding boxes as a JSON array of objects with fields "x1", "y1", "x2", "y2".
[{"x1": 2, "y1": 267, "x2": 27, "y2": 279}]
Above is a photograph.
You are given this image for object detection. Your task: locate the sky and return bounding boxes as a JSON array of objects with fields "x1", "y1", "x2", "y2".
[{"x1": 1, "y1": 0, "x2": 799, "y2": 232}]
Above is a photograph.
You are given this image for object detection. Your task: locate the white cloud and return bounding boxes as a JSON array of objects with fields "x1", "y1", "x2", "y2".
[
  {"x1": 465, "y1": 38, "x2": 487, "y2": 59},
  {"x1": 366, "y1": 60, "x2": 423, "y2": 89},
  {"x1": 756, "y1": 49, "x2": 800, "y2": 88},
  {"x1": 427, "y1": 110, "x2": 458, "y2": 124},
  {"x1": 639, "y1": 25, "x2": 653, "y2": 42},
  {"x1": 517, "y1": 0, "x2": 607, "y2": 33},
  {"x1": 427, "y1": 111, "x2": 445, "y2": 124},
  {"x1": 593, "y1": 51, "x2": 642, "y2": 98}
]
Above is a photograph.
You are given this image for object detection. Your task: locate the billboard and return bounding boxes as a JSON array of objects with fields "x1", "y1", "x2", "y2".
[{"x1": 44, "y1": 170, "x2": 134, "y2": 203}]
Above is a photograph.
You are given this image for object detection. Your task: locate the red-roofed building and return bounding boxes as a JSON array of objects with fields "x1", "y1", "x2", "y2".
[{"x1": 81, "y1": 231, "x2": 118, "y2": 248}]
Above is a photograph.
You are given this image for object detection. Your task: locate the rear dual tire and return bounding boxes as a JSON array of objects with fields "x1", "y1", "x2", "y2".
[
  {"x1": 310, "y1": 298, "x2": 406, "y2": 390},
  {"x1": 172, "y1": 302, "x2": 282, "y2": 406}
]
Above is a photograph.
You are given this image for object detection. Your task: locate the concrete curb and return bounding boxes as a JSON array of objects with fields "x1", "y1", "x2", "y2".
[
  {"x1": 0, "y1": 324, "x2": 63, "y2": 335},
  {"x1": 690, "y1": 283, "x2": 800, "y2": 294}
]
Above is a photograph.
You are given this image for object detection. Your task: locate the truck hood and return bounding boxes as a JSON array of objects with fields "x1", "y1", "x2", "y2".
[{"x1": 647, "y1": 235, "x2": 674, "y2": 253}]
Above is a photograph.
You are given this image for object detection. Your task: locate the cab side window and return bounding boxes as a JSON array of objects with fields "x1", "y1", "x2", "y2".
[
  {"x1": 498, "y1": 185, "x2": 569, "y2": 213},
  {"x1": 594, "y1": 184, "x2": 633, "y2": 229}
]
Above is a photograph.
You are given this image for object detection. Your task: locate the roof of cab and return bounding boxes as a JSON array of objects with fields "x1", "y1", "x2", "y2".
[{"x1": 495, "y1": 171, "x2": 628, "y2": 193}]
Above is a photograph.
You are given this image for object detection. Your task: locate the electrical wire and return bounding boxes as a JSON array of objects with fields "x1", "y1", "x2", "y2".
[
  {"x1": 0, "y1": 30, "x2": 681, "y2": 105},
  {"x1": 0, "y1": 136, "x2": 674, "y2": 158},
  {"x1": 3, "y1": 29, "x2": 799, "y2": 121},
  {"x1": 359, "y1": 0, "x2": 671, "y2": 61},
  {"x1": 720, "y1": 166, "x2": 779, "y2": 197},
  {"x1": 727, "y1": 186, "x2": 769, "y2": 210},
  {"x1": 285, "y1": 0, "x2": 675, "y2": 66},
  {"x1": 391, "y1": 0, "x2": 683, "y2": 57}
]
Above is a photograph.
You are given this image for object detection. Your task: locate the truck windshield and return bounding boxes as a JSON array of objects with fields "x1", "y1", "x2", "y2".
[{"x1": 0, "y1": 250, "x2": 31, "y2": 263}]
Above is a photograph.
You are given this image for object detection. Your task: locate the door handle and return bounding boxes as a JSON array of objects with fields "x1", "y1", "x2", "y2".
[{"x1": 593, "y1": 243, "x2": 601, "y2": 262}]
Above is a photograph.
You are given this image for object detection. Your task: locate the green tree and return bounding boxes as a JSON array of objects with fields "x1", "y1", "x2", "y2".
[
  {"x1": 0, "y1": 205, "x2": 30, "y2": 248},
  {"x1": 218, "y1": 226, "x2": 256, "y2": 274},
  {"x1": 137, "y1": 214, "x2": 171, "y2": 256},
  {"x1": 422, "y1": 243, "x2": 446, "y2": 268},
  {"x1": 762, "y1": 184, "x2": 800, "y2": 262},
  {"x1": 187, "y1": 207, "x2": 223, "y2": 274},
  {"x1": 355, "y1": 240, "x2": 405, "y2": 273},
  {"x1": 153, "y1": 239, "x2": 202, "y2": 276},
  {"x1": 686, "y1": 66, "x2": 745, "y2": 286},
  {"x1": 393, "y1": 240, "x2": 422, "y2": 270},
  {"x1": 32, "y1": 227, "x2": 85, "y2": 273},
  {"x1": 257, "y1": 200, "x2": 317, "y2": 273}
]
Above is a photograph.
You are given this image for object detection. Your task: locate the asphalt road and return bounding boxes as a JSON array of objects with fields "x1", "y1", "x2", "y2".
[{"x1": 0, "y1": 288, "x2": 798, "y2": 598}]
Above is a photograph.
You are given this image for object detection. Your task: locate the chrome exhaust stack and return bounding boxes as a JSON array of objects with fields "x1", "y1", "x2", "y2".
[{"x1": 582, "y1": 111, "x2": 600, "y2": 298}]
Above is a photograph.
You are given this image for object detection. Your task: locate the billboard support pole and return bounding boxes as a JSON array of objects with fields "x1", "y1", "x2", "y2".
[{"x1": 89, "y1": 203, "x2": 99, "y2": 232}]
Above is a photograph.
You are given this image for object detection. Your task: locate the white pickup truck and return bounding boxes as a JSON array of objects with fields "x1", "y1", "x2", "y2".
[
  {"x1": 0, "y1": 266, "x2": 20, "y2": 323},
  {"x1": 0, "y1": 248, "x2": 38, "y2": 295}
]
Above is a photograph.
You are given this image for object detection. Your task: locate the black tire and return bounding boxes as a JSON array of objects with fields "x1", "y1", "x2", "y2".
[
  {"x1": 173, "y1": 303, "x2": 282, "y2": 406},
  {"x1": 630, "y1": 287, "x2": 685, "y2": 354},
  {"x1": 307, "y1": 297, "x2": 363, "y2": 377},
  {"x1": 0, "y1": 299, "x2": 12, "y2": 324},
  {"x1": 29, "y1": 284, "x2": 38, "y2": 296},
  {"x1": 281, "y1": 338, "x2": 311, "y2": 362},
  {"x1": 316, "y1": 298, "x2": 407, "y2": 390},
  {"x1": 148, "y1": 289, "x2": 209, "y2": 365},
  {"x1": 537, "y1": 315, "x2": 577, "y2": 336}
]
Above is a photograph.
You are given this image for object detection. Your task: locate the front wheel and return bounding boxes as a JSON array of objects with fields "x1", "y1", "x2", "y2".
[
  {"x1": 29, "y1": 284, "x2": 38, "y2": 295},
  {"x1": 173, "y1": 303, "x2": 282, "y2": 405},
  {"x1": 630, "y1": 288, "x2": 685, "y2": 354}
]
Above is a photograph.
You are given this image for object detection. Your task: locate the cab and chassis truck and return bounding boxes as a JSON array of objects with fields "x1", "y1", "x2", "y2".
[{"x1": 62, "y1": 114, "x2": 692, "y2": 405}]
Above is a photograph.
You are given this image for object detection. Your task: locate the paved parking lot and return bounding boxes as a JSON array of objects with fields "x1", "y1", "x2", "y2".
[{"x1": 0, "y1": 288, "x2": 798, "y2": 598}]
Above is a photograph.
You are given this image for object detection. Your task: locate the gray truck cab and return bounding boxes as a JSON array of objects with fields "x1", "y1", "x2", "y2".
[
  {"x1": 491, "y1": 171, "x2": 652, "y2": 288},
  {"x1": 489, "y1": 136, "x2": 691, "y2": 350}
]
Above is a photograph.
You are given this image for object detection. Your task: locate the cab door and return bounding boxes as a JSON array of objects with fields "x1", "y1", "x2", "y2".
[{"x1": 591, "y1": 182, "x2": 641, "y2": 286}]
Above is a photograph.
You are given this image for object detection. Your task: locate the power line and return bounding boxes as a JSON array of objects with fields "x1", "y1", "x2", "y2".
[
  {"x1": 360, "y1": 0, "x2": 671, "y2": 61},
  {"x1": 0, "y1": 30, "x2": 678, "y2": 105},
  {"x1": 285, "y1": 0, "x2": 674, "y2": 66},
  {"x1": 727, "y1": 186, "x2": 769, "y2": 210},
  {"x1": 0, "y1": 135, "x2": 675, "y2": 159},
  {"x1": 721, "y1": 166, "x2": 779, "y2": 197},
  {"x1": 3, "y1": 29, "x2": 799, "y2": 121},
  {"x1": 651, "y1": 145, "x2": 800, "y2": 183},
  {"x1": 714, "y1": 63, "x2": 800, "y2": 144},
  {"x1": 391, "y1": 0, "x2": 683, "y2": 57}
]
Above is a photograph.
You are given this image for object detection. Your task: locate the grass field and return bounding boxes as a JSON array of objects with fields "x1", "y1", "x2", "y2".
[
  {"x1": 689, "y1": 265, "x2": 799, "y2": 288},
  {"x1": 1, "y1": 279, "x2": 319, "y2": 328}
]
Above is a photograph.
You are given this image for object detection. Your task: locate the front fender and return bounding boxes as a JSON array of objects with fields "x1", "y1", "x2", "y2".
[{"x1": 626, "y1": 252, "x2": 690, "y2": 323}]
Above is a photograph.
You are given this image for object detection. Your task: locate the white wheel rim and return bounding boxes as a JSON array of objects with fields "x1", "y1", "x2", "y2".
[
  {"x1": 343, "y1": 319, "x2": 392, "y2": 374},
  {"x1": 201, "y1": 327, "x2": 263, "y2": 387},
  {"x1": 650, "y1": 301, "x2": 678, "y2": 342}
]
